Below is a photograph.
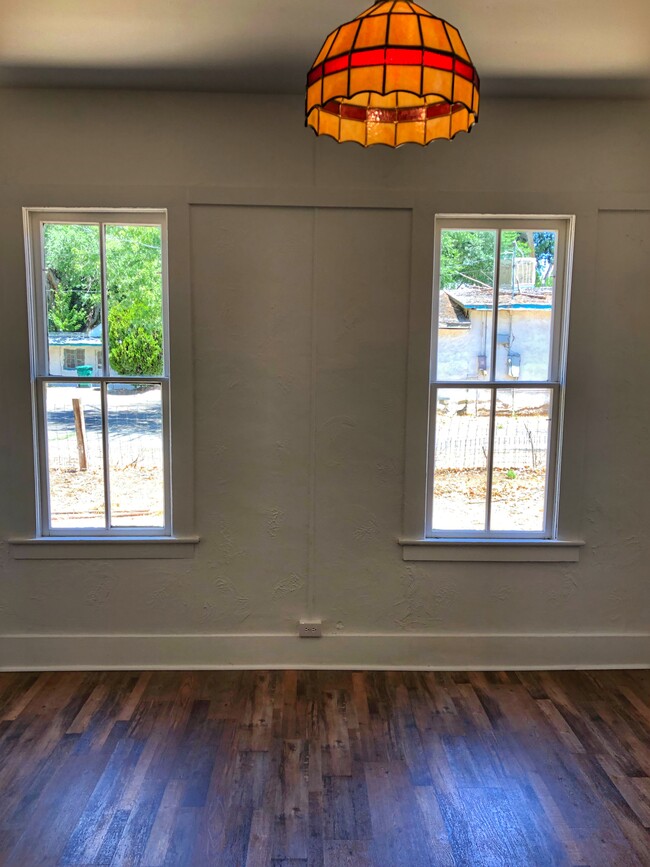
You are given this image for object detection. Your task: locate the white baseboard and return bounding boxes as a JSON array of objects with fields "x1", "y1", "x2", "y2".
[{"x1": 0, "y1": 632, "x2": 648, "y2": 671}]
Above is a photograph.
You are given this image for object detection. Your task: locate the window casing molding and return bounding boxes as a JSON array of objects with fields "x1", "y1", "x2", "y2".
[
  {"x1": 401, "y1": 213, "x2": 581, "y2": 556},
  {"x1": 24, "y1": 208, "x2": 174, "y2": 539}
]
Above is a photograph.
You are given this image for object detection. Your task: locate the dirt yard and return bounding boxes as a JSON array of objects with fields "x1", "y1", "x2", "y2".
[
  {"x1": 433, "y1": 466, "x2": 547, "y2": 531},
  {"x1": 49, "y1": 465, "x2": 164, "y2": 527}
]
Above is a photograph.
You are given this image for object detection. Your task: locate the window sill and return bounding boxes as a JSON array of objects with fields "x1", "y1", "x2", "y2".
[
  {"x1": 8, "y1": 536, "x2": 199, "y2": 560},
  {"x1": 398, "y1": 538, "x2": 584, "y2": 562}
]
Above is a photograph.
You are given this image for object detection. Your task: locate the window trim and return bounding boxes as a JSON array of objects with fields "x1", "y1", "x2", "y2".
[
  {"x1": 406, "y1": 213, "x2": 577, "y2": 547},
  {"x1": 398, "y1": 538, "x2": 584, "y2": 562},
  {"x1": 8, "y1": 535, "x2": 199, "y2": 560},
  {"x1": 25, "y1": 208, "x2": 172, "y2": 538}
]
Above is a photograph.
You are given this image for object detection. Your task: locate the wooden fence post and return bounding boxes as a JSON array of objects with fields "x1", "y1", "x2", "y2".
[{"x1": 72, "y1": 398, "x2": 88, "y2": 471}]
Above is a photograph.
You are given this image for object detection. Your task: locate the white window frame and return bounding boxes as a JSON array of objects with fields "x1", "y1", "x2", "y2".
[
  {"x1": 25, "y1": 209, "x2": 172, "y2": 538},
  {"x1": 424, "y1": 215, "x2": 575, "y2": 544}
]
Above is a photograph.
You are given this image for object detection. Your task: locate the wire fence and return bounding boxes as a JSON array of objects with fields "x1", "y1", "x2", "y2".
[
  {"x1": 434, "y1": 416, "x2": 549, "y2": 469},
  {"x1": 48, "y1": 435, "x2": 163, "y2": 470},
  {"x1": 46, "y1": 392, "x2": 549, "y2": 474},
  {"x1": 46, "y1": 394, "x2": 163, "y2": 471}
]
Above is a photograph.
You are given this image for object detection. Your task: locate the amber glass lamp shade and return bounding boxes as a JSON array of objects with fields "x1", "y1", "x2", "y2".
[{"x1": 306, "y1": 0, "x2": 479, "y2": 147}]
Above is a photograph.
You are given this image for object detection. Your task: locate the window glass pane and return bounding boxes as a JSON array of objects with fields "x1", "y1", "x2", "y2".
[
  {"x1": 495, "y1": 230, "x2": 557, "y2": 382},
  {"x1": 43, "y1": 223, "x2": 102, "y2": 377},
  {"x1": 432, "y1": 388, "x2": 491, "y2": 531},
  {"x1": 435, "y1": 229, "x2": 496, "y2": 381},
  {"x1": 105, "y1": 225, "x2": 164, "y2": 377},
  {"x1": 107, "y1": 383, "x2": 164, "y2": 527},
  {"x1": 490, "y1": 388, "x2": 552, "y2": 532},
  {"x1": 45, "y1": 382, "x2": 105, "y2": 528}
]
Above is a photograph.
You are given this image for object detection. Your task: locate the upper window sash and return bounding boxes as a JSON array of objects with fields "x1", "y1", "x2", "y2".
[
  {"x1": 26, "y1": 209, "x2": 170, "y2": 382},
  {"x1": 430, "y1": 216, "x2": 571, "y2": 388}
]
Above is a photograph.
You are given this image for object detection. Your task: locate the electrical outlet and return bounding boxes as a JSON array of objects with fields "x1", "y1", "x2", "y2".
[{"x1": 299, "y1": 620, "x2": 322, "y2": 638}]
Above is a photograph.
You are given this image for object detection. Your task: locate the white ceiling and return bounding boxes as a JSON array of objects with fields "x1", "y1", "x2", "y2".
[{"x1": 1, "y1": 0, "x2": 649, "y2": 96}]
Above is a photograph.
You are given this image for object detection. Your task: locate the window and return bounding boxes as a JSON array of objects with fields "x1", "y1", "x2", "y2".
[
  {"x1": 63, "y1": 348, "x2": 85, "y2": 370},
  {"x1": 427, "y1": 216, "x2": 573, "y2": 539},
  {"x1": 25, "y1": 210, "x2": 171, "y2": 536}
]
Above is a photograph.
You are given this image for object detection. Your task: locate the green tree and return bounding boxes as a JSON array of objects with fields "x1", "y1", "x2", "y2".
[
  {"x1": 440, "y1": 229, "x2": 496, "y2": 289},
  {"x1": 108, "y1": 301, "x2": 163, "y2": 376},
  {"x1": 105, "y1": 225, "x2": 164, "y2": 376},
  {"x1": 46, "y1": 283, "x2": 89, "y2": 332},
  {"x1": 532, "y1": 231, "x2": 556, "y2": 286},
  {"x1": 44, "y1": 224, "x2": 101, "y2": 332},
  {"x1": 440, "y1": 229, "x2": 534, "y2": 290}
]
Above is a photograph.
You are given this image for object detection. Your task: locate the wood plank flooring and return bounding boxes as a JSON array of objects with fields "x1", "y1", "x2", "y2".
[{"x1": 0, "y1": 670, "x2": 648, "y2": 866}]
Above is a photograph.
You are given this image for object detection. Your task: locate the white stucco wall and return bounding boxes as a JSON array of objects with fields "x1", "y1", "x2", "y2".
[
  {"x1": 495, "y1": 309, "x2": 552, "y2": 381},
  {"x1": 437, "y1": 309, "x2": 552, "y2": 382},
  {"x1": 436, "y1": 313, "x2": 490, "y2": 380},
  {"x1": 48, "y1": 345, "x2": 102, "y2": 377},
  {"x1": 0, "y1": 91, "x2": 648, "y2": 668}
]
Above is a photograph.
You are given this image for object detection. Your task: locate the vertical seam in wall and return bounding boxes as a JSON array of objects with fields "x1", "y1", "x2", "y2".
[
  {"x1": 571, "y1": 208, "x2": 599, "y2": 543},
  {"x1": 401, "y1": 206, "x2": 417, "y2": 536},
  {"x1": 306, "y1": 208, "x2": 318, "y2": 619}
]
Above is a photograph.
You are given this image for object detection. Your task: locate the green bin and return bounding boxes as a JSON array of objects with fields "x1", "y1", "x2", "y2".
[{"x1": 76, "y1": 364, "x2": 93, "y2": 386}]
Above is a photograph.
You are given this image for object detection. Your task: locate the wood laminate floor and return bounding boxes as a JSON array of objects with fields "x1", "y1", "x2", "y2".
[{"x1": 0, "y1": 670, "x2": 648, "y2": 866}]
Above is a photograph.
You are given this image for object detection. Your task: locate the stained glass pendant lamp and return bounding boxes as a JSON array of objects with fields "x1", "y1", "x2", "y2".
[{"x1": 306, "y1": 1, "x2": 479, "y2": 147}]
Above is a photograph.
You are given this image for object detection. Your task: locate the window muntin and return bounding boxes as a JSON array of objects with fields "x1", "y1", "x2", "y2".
[
  {"x1": 428, "y1": 217, "x2": 571, "y2": 538},
  {"x1": 27, "y1": 210, "x2": 170, "y2": 536}
]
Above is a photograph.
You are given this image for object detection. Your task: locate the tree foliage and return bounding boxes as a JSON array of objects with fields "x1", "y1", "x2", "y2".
[
  {"x1": 440, "y1": 229, "x2": 496, "y2": 289},
  {"x1": 104, "y1": 225, "x2": 163, "y2": 376},
  {"x1": 108, "y1": 301, "x2": 163, "y2": 376},
  {"x1": 44, "y1": 222, "x2": 163, "y2": 376},
  {"x1": 44, "y1": 224, "x2": 101, "y2": 331},
  {"x1": 439, "y1": 229, "x2": 555, "y2": 290}
]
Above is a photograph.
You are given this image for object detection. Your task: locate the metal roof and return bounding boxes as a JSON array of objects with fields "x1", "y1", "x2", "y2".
[
  {"x1": 446, "y1": 284, "x2": 553, "y2": 312},
  {"x1": 48, "y1": 332, "x2": 102, "y2": 347}
]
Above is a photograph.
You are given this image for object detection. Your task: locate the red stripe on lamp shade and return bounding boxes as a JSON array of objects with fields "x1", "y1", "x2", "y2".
[
  {"x1": 350, "y1": 48, "x2": 386, "y2": 67},
  {"x1": 310, "y1": 50, "x2": 476, "y2": 88},
  {"x1": 323, "y1": 100, "x2": 368, "y2": 121},
  {"x1": 426, "y1": 101, "x2": 462, "y2": 119},
  {"x1": 385, "y1": 47, "x2": 423, "y2": 65},
  {"x1": 397, "y1": 106, "x2": 427, "y2": 122},
  {"x1": 324, "y1": 55, "x2": 350, "y2": 75},
  {"x1": 322, "y1": 100, "x2": 464, "y2": 123},
  {"x1": 455, "y1": 59, "x2": 475, "y2": 81},
  {"x1": 423, "y1": 50, "x2": 453, "y2": 71},
  {"x1": 307, "y1": 66, "x2": 324, "y2": 85}
]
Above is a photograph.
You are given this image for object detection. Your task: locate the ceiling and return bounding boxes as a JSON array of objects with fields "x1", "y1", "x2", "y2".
[{"x1": 1, "y1": 0, "x2": 649, "y2": 97}]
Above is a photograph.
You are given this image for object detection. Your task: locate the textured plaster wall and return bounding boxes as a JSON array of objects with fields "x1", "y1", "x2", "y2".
[{"x1": 0, "y1": 89, "x2": 648, "y2": 656}]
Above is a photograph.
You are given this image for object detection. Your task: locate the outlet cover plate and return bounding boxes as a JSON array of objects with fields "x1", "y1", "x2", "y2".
[{"x1": 299, "y1": 620, "x2": 322, "y2": 638}]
